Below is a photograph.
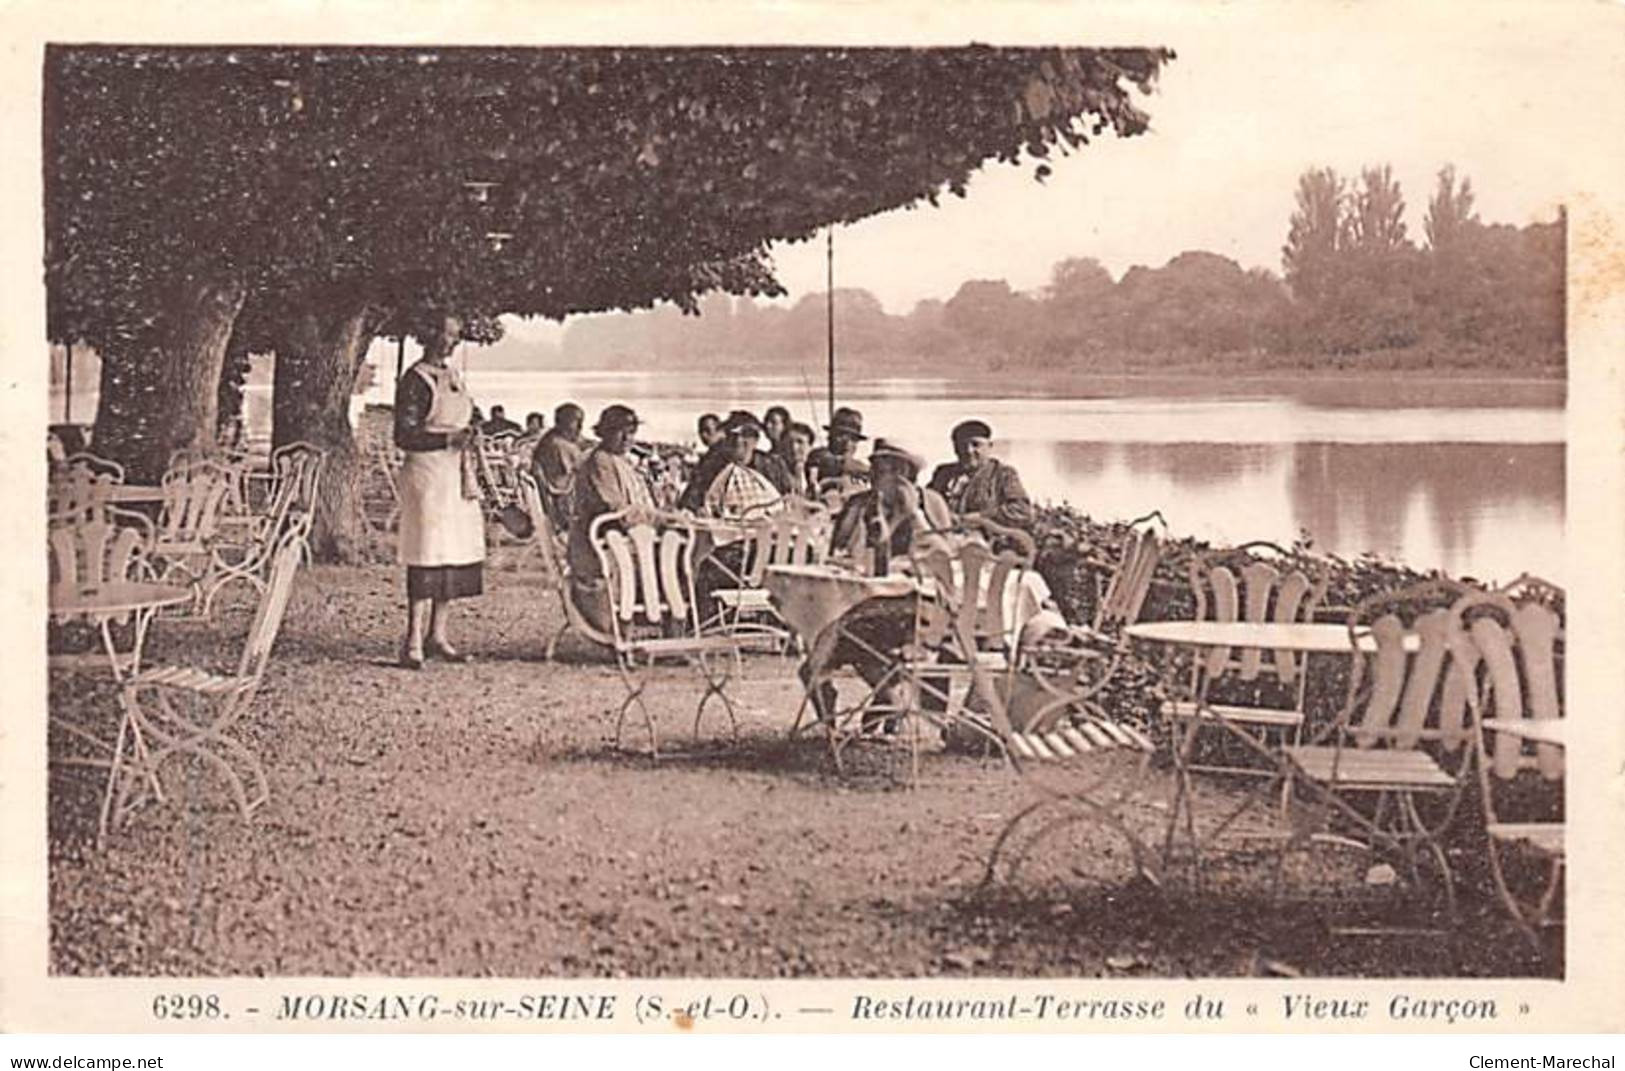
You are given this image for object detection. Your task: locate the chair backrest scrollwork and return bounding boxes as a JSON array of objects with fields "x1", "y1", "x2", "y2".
[
  {"x1": 590, "y1": 509, "x2": 703, "y2": 647},
  {"x1": 1189, "y1": 541, "x2": 1328, "y2": 685},
  {"x1": 1095, "y1": 510, "x2": 1168, "y2": 633},
  {"x1": 1456, "y1": 587, "x2": 1564, "y2": 780}
]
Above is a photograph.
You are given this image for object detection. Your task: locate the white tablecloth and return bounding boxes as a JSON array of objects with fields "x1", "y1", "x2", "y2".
[{"x1": 764, "y1": 562, "x2": 1052, "y2": 651}]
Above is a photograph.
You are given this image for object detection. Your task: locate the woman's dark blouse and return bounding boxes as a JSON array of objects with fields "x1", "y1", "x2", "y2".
[{"x1": 393, "y1": 366, "x2": 452, "y2": 453}]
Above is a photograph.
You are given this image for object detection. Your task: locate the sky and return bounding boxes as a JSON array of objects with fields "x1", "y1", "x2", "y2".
[
  {"x1": 483, "y1": 5, "x2": 1609, "y2": 341},
  {"x1": 759, "y1": 10, "x2": 1581, "y2": 315}
]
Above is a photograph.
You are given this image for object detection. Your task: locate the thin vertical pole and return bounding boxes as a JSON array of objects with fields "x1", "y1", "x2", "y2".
[
  {"x1": 396, "y1": 334, "x2": 406, "y2": 384},
  {"x1": 63, "y1": 343, "x2": 74, "y2": 423},
  {"x1": 826, "y1": 228, "x2": 835, "y2": 417}
]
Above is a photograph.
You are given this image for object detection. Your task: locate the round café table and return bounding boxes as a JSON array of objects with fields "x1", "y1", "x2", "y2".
[
  {"x1": 49, "y1": 580, "x2": 193, "y2": 772},
  {"x1": 1125, "y1": 620, "x2": 1421, "y2": 654},
  {"x1": 1123, "y1": 618, "x2": 1421, "y2": 872},
  {"x1": 50, "y1": 581, "x2": 193, "y2": 681},
  {"x1": 765, "y1": 561, "x2": 1053, "y2": 752}
]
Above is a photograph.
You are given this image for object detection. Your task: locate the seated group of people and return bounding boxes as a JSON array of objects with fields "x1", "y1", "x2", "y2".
[
  {"x1": 683, "y1": 403, "x2": 1030, "y2": 529},
  {"x1": 555, "y1": 399, "x2": 1035, "y2": 637}
]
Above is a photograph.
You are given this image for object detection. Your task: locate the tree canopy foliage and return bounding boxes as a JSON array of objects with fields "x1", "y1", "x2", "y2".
[
  {"x1": 44, "y1": 44, "x2": 1172, "y2": 550},
  {"x1": 46, "y1": 44, "x2": 1173, "y2": 350}
]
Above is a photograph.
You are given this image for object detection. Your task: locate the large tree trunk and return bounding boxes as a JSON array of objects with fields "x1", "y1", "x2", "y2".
[
  {"x1": 92, "y1": 276, "x2": 247, "y2": 483},
  {"x1": 272, "y1": 302, "x2": 382, "y2": 564}
]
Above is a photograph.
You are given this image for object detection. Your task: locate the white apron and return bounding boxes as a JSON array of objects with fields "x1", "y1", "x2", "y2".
[{"x1": 398, "y1": 363, "x2": 486, "y2": 567}]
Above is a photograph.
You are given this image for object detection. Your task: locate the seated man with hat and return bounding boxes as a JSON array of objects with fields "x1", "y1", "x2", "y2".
[
  {"x1": 808, "y1": 406, "x2": 871, "y2": 493},
  {"x1": 830, "y1": 438, "x2": 952, "y2": 572},
  {"x1": 812, "y1": 438, "x2": 953, "y2": 732},
  {"x1": 927, "y1": 419, "x2": 1034, "y2": 531}
]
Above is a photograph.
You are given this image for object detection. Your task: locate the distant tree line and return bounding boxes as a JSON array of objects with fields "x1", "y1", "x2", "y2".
[{"x1": 559, "y1": 164, "x2": 1564, "y2": 374}]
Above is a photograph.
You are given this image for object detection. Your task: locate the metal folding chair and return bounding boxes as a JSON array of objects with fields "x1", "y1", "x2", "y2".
[
  {"x1": 48, "y1": 507, "x2": 161, "y2": 679},
  {"x1": 1463, "y1": 584, "x2": 1564, "y2": 951},
  {"x1": 1166, "y1": 541, "x2": 1328, "y2": 778},
  {"x1": 1276, "y1": 580, "x2": 1480, "y2": 915},
  {"x1": 519, "y1": 470, "x2": 616, "y2": 660},
  {"x1": 102, "y1": 527, "x2": 307, "y2": 840},
  {"x1": 198, "y1": 444, "x2": 324, "y2": 616},
  {"x1": 710, "y1": 502, "x2": 831, "y2": 642},
  {"x1": 1015, "y1": 511, "x2": 1167, "y2": 733},
  {"x1": 590, "y1": 508, "x2": 748, "y2": 757}
]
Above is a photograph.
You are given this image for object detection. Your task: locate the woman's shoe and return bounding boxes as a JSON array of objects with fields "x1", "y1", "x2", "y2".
[
  {"x1": 425, "y1": 640, "x2": 471, "y2": 663},
  {"x1": 398, "y1": 650, "x2": 425, "y2": 670}
]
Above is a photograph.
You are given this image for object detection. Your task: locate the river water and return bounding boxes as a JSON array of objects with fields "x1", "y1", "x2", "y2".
[
  {"x1": 361, "y1": 368, "x2": 1564, "y2": 585},
  {"x1": 58, "y1": 365, "x2": 1558, "y2": 584}
]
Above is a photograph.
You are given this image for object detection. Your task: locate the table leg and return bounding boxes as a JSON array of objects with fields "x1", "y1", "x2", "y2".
[
  {"x1": 94, "y1": 605, "x2": 156, "y2": 682},
  {"x1": 1150, "y1": 650, "x2": 1205, "y2": 877}
]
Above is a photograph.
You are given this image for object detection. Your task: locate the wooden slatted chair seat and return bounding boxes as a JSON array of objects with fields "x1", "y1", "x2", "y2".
[
  {"x1": 1165, "y1": 700, "x2": 1304, "y2": 728},
  {"x1": 712, "y1": 587, "x2": 775, "y2": 613},
  {"x1": 1006, "y1": 718, "x2": 1156, "y2": 762},
  {"x1": 1280, "y1": 745, "x2": 1455, "y2": 790},
  {"x1": 625, "y1": 633, "x2": 747, "y2": 658},
  {"x1": 978, "y1": 701, "x2": 1166, "y2": 890},
  {"x1": 128, "y1": 664, "x2": 255, "y2": 696}
]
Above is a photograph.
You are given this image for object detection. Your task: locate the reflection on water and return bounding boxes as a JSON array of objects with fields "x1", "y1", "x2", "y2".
[{"x1": 1029, "y1": 439, "x2": 1563, "y2": 583}]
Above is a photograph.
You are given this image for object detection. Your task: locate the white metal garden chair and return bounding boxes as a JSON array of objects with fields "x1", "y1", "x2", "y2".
[
  {"x1": 518, "y1": 470, "x2": 615, "y2": 660},
  {"x1": 1275, "y1": 579, "x2": 1480, "y2": 914},
  {"x1": 1013, "y1": 510, "x2": 1167, "y2": 733},
  {"x1": 101, "y1": 527, "x2": 306, "y2": 840},
  {"x1": 47, "y1": 507, "x2": 161, "y2": 679},
  {"x1": 1165, "y1": 541, "x2": 1328, "y2": 778},
  {"x1": 710, "y1": 501, "x2": 831, "y2": 641},
  {"x1": 590, "y1": 507, "x2": 747, "y2": 758},
  {"x1": 1463, "y1": 579, "x2": 1565, "y2": 950},
  {"x1": 198, "y1": 443, "x2": 323, "y2": 616},
  {"x1": 150, "y1": 457, "x2": 236, "y2": 585}
]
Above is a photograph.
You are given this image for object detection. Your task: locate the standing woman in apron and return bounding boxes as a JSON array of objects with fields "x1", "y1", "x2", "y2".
[{"x1": 393, "y1": 316, "x2": 486, "y2": 668}]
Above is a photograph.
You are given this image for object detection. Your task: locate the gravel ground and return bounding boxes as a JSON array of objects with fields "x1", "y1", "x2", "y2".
[{"x1": 46, "y1": 546, "x2": 1559, "y2": 978}]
